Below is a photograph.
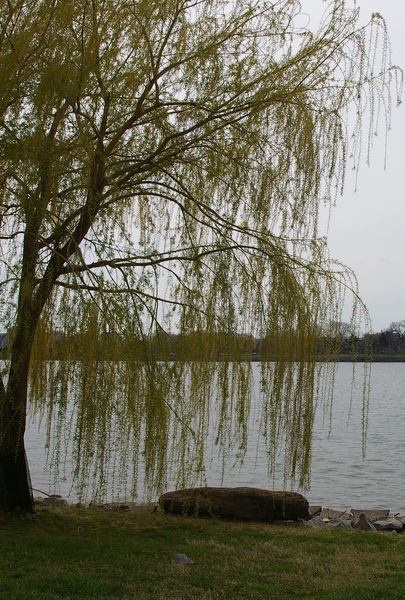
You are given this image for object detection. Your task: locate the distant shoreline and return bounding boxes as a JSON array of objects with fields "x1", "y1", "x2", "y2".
[
  {"x1": 250, "y1": 354, "x2": 405, "y2": 362},
  {"x1": 337, "y1": 354, "x2": 405, "y2": 362},
  {"x1": 2, "y1": 349, "x2": 403, "y2": 362}
]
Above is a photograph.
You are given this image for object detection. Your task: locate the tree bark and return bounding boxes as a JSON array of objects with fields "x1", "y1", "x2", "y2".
[
  {"x1": 0, "y1": 146, "x2": 106, "y2": 512},
  {"x1": 0, "y1": 446, "x2": 33, "y2": 513},
  {"x1": 0, "y1": 255, "x2": 38, "y2": 513},
  {"x1": 0, "y1": 352, "x2": 35, "y2": 513}
]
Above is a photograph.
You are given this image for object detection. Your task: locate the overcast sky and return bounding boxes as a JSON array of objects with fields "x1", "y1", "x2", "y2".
[{"x1": 306, "y1": 0, "x2": 405, "y2": 332}]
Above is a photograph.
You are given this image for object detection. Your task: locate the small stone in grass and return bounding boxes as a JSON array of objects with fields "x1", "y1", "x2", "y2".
[{"x1": 172, "y1": 553, "x2": 196, "y2": 565}]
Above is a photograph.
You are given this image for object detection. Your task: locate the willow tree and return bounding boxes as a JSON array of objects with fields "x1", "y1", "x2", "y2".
[{"x1": 0, "y1": 0, "x2": 400, "y2": 512}]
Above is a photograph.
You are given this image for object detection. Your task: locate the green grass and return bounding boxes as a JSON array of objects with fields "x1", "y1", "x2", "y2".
[{"x1": 1, "y1": 507, "x2": 405, "y2": 599}]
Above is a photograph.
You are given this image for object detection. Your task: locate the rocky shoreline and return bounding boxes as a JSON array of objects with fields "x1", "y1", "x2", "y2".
[
  {"x1": 304, "y1": 506, "x2": 405, "y2": 533},
  {"x1": 35, "y1": 491, "x2": 405, "y2": 534}
]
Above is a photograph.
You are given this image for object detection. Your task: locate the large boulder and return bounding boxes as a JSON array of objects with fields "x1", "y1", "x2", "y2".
[{"x1": 159, "y1": 487, "x2": 309, "y2": 521}]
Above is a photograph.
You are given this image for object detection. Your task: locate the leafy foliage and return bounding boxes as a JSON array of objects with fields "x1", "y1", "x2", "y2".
[{"x1": 0, "y1": 0, "x2": 401, "y2": 505}]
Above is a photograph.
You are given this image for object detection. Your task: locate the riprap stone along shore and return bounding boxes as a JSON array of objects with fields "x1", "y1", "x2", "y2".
[{"x1": 35, "y1": 487, "x2": 405, "y2": 533}]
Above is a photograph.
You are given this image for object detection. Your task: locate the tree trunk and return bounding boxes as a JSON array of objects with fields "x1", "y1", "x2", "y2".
[
  {"x1": 0, "y1": 317, "x2": 36, "y2": 513},
  {"x1": 0, "y1": 138, "x2": 105, "y2": 514},
  {"x1": 0, "y1": 363, "x2": 34, "y2": 513},
  {"x1": 0, "y1": 445, "x2": 33, "y2": 513}
]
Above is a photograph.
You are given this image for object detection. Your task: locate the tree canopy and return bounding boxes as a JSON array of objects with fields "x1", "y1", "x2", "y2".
[{"x1": 0, "y1": 0, "x2": 401, "y2": 511}]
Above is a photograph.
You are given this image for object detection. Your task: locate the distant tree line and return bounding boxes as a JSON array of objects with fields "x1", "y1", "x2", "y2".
[
  {"x1": 2, "y1": 320, "x2": 405, "y2": 361},
  {"x1": 360, "y1": 320, "x2": 405, "y2": 356},
  {"x1": 321, "y1": 320, "x2": 405, "y2": 358}
]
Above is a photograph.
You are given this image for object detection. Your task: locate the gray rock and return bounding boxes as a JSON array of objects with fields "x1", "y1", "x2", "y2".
[
  {"x1": 304, "y1": 516, "x2": 326, "y2": 527},
  {"x1": 353, "y1": 513, "x2": 377, "y2": 532},
  {"x1": 308, "y1": 506, "x2": 322, "y2": 518},
  {"x1": 159, "y1": 487, "x2": 309, "y2": 521},
  {"x1": 172, "y1": 553, "x2": 195, "y2": 565},
  {"x1": 351, "y1": 509, "x2": 390, "y2": 520},
  {"x1": 305, "y1": 516, "x2": 352, "y2": 529},
  {"x1": 42, "y1": 495, "x2": 70, "y2": 508},
  {"x1": 327, "y1": 518, "x2": 352, "y2": 529},
  {"x1": 373, "y1": 518, "x2": 403, "y2": 532}
]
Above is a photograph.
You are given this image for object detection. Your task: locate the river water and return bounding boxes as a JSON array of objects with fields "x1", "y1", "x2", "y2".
[{"x1": 25, "y1": 362, "x2": 405, "y2": 512}]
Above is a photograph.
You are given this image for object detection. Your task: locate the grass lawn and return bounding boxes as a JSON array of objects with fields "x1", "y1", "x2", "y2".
[{"x1": 0, "y1": 507, "x2": 404, "y2": 599}]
